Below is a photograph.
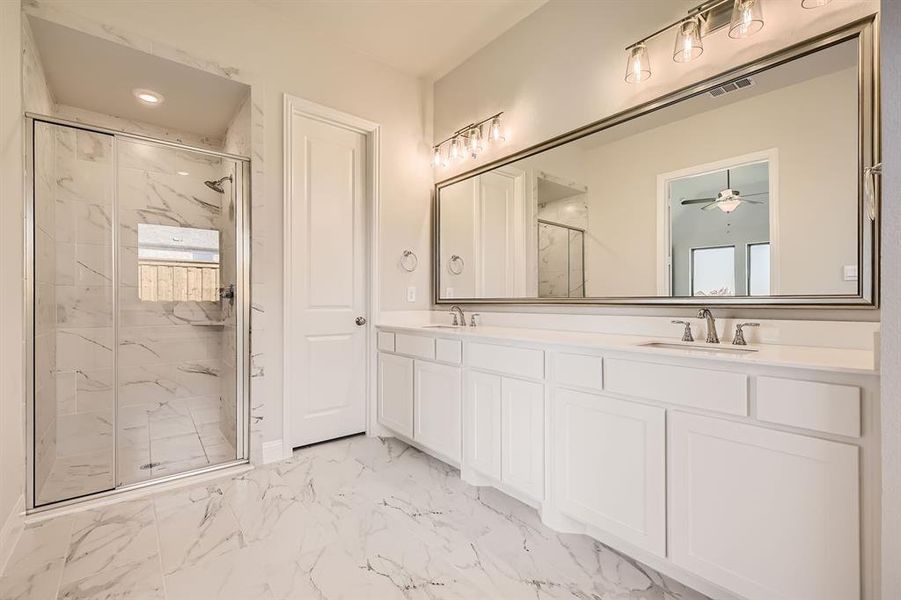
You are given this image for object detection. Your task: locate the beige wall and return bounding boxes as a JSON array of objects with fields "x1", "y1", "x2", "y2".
[
  {"x1": 0, "y1": 0, "x2": 26, "y2": 569},
  {"x1": 584, "y1": 66, "x2": 857, "y2": 297}
]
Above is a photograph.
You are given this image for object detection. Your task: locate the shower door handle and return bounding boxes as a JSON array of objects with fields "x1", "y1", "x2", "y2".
[{"x1": 219, "y1": 284, "x2": 235, "y2": 302}]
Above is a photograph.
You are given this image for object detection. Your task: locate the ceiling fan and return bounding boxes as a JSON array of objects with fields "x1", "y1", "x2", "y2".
[{"x1": 679, "y1": 168, "x2": 767, "y2": 213}]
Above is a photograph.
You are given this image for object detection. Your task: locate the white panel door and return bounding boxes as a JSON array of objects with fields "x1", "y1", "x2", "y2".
[
  {"x1": 377, "y1": 353, "x2": 413, "y2": 438},
  {"x1": 464, "y1": 371, "x2": 502, "y2": 479},
  {"x1": 553, "y1": 389, "x2": 666, "y2": 555},
  {"x1": 501, "y1": 378, "x2": 544, "y2": 500},
  {"x1": 669, "y1": 412, "x2": 859, "y2": 600},
  {"x1": 288, "y1": 111, "x2": 367, "y2": 448},
  {"x1": 414, "y1": 360, "x2": 462, "y2": 462},
  {"x1": 478, "y1": 171, "x2": 517, "y2": 297}
]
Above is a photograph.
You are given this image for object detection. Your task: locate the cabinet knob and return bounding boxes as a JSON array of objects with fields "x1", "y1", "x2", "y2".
[{"x1": 355, "y1": 316, "x2": 367, "y2": 326}]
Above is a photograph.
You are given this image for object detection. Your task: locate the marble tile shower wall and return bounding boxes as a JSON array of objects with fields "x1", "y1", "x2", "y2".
[
  {"x1": 38, "y1": 124, "x2": 117, "y2": 505},
  {"x1": 117, "y1": 139, "x2": 235, "y2": 485},
  {"x1": 537, "y1": 195, "x2": 588, "y2": 298}
]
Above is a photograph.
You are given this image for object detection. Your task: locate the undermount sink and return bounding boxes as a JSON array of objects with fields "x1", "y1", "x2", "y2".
[
  {"x1": 422, "y1": 324, "x2": 467, "y2": 329},
  {"x1": 639, "y1": 341, "x2": 759, "y2": 354}
]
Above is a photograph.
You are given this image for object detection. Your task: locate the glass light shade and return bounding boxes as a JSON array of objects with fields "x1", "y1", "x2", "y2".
[
  {"x1": 673, "y1": 17, "x2": 703, "y2": 63},
  {"x1": 431, "y1": 146, "x2": 441, "y2": 167},
  {"x1": 624, "y1": 43, "x2": 651, "y2": 83},
  {"x1": 468, "y1": 126, "x2": 483, "y2": 158},
  {"x1": 801, "y1": 0, "x2": 831, "y2": 7},
  {"x1": 717, "y1": 198, "x2": 741, "y2": 213},
  {"x1": 729, "y1": 0, "x2": 764, "y2": 39},
  {"x1": 488, "y1": 117, "x2": 505, "y2": 143},
  {"x1": 449, "y1": 136, "x2": 463, "y2": 161}
]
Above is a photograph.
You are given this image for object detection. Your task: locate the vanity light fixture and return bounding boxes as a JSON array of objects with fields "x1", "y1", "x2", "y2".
[
  {"x1": 624, "y1": 43, "x2": 651, "y2": 83},
  {"x1": 728, "y1": 0, "x2": 764, "y2": 39},
  {"x1": 133, "y1": 88, "x2": 164, "y2": 106},
  {"x1": 431, "y1": 112, "x2": 506, "y2": 168},
  {"x1": 673, "y1": 17, "x2": 703, "y2": 63},
  {"x1": 624, "y1": 0, "x2": 782, "y2": 84}
]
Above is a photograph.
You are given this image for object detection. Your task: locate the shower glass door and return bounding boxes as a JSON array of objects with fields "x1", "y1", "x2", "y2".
[{"x1": 30, "y1": 120, "x2": 247, "y2": 507}]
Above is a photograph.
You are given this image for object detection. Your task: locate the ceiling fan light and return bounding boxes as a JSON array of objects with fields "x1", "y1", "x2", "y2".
[{"x1": 717, "y1": 198, "x2": 742, "y2": 213}]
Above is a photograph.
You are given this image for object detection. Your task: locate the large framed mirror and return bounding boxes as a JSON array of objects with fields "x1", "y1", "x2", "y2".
[{"x1": 435, "y1": 18, "x2": 878, "y2": 307}]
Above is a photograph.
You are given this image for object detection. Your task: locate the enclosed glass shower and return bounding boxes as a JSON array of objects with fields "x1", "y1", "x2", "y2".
[{"x1": 27, "y1": 118, "x2": 249, "y2": 508}]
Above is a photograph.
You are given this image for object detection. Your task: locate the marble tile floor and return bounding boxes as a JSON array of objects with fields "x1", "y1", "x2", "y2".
[{"x1": 2, "y1": 435, "x2": 709, "y2": 600}]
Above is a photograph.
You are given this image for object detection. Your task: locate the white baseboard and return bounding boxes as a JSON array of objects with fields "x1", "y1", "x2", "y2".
[
  {"x1": 261, "y1": 439, "x2": 287, "y2": 464},
  {"x1": 0, "y1": 494, "x2": 25, "y2": 576}
]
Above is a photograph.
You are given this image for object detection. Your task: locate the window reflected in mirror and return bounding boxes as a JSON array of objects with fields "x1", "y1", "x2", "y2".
[{"x1": 137, "y1": 223, "x2": 220, "y2": 301}]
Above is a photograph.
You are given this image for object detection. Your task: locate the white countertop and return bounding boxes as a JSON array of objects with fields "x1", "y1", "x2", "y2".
[{"x1": 376, "y1": 322, "x2": 878, "y2": 376}]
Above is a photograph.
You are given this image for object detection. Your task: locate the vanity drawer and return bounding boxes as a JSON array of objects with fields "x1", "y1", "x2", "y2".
[
  {"x1": 553, "y1": 352, "x2": 603, "y2": 391},
  {"x1": 467, "y1": 342, "x2": 544, "y2": 380},
  {"x1": 436, "y1": 338, "x2": 462, "y2": 364},
  {"x1": 377, "y1": 331, "x2": 396, "y2": 353},
  {"x1": 604, "y1": 358, "x2": 747, "y2": 416},
  {"x1": 395, "y1": 333, "x2": 435, "y2": 360},
  {"x1": 756, "y1": 377, "x2": 860, "y2": 438}
]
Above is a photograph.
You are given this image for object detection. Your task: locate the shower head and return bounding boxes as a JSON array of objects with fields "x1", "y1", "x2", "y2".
[{"x1": 204, "y1": 175, "x2": 233, "y2": 193}]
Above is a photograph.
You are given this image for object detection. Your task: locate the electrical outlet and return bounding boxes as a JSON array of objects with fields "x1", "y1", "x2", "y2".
[{"x1": 406, "y1": 286, "x2": 416, "y2": 302}]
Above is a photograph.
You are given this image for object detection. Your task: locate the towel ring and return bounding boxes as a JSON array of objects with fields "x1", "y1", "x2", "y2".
[
  {"x1": 448, "y1": 254, "x2": 465, "y2": 275},
  {"x1": 400, "y1": 250, "x2": 418, "y2": 272}
]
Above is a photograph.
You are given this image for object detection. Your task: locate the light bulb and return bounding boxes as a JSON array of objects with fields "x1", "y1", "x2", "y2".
[
  {"x1": 624, "y1": 43, "x2": 651, "y2": 83},
  {"x1": 673, "y1": 17, "x2": 703, "y2": 63},
  {"x1": 449, "y1": 136, "x2": 463, "y2": 161},
  {"x1": 468, "y1": 126, "x2": 483, "y2": 158},
  {"x1": 431, "y1": 146, "x2": 441, "y2": 167},
  {"x1": 488, "y1": 117, "x2": 505, "y2": 143},
  {"x1": 729, "y1": 0, "x2": 764, "y2": 39}
]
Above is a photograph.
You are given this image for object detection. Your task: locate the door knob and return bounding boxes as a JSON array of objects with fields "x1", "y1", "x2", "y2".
[{"x1": 355, "y1": 316, "x2": 367, "y2": 326}]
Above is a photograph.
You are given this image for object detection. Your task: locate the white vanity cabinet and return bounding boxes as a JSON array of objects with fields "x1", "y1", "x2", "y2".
[
  {"x1": 552, "y1": 388, "x2": 666, "y2": 556},
  {"x1": 376, "y1": 325, "x2": 877, "y2": 600},
  {"x1": 414, "y1": 360, "x2": 462, "y2": 462},
  {"x1": 668, "y1": 412, "x2": 860, "y2": 600},
  {"x1": 464, "y1": 371, "x2": 544, "y2": 500},
  {"x1": 377, "y1": 352, "x2": 414, "y2": 438},
  {"x1": 376, "y1": 332, "x2": 462, "y2": 464}
]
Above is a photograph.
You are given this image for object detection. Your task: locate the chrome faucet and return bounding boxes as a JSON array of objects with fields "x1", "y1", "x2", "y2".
[
  {"x1": 449, "y1": 305, "x2": 465, "y2": 327},
  {"x1": 697, "y1": 308, "x2": 719, "y2": 344}
]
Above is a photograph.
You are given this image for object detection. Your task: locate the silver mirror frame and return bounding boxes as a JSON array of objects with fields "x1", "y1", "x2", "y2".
[{"x1": 434, "y1": 16, "x2": 879, "y2": 308}]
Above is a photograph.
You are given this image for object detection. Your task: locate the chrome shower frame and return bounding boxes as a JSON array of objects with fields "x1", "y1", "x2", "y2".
[{"x1": 24, "y1": 113, "x2": 253, "y2": 513}]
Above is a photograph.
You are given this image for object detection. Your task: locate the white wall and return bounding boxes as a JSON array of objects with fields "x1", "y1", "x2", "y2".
[
  {"x1": 0, "y1": 0, "x2": 26, "y2": 571},
  {"x1": 880, "y1": 1, "x2": 901, "y2": 596}
]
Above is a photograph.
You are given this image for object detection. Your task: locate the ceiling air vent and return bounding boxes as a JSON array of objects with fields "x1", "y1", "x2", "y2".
[{"x1": 709, "y1": 77, "x2": 754, "y2": 98}]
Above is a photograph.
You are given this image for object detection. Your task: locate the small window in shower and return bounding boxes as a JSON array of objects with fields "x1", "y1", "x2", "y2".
[{"x1": 137, "y1": 223, "x2": 220, "y2": 301}]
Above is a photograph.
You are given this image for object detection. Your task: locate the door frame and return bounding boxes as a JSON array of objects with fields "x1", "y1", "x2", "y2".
[
  {"x1": 282, "y1": 95, "x2": 380, "y2": 460},
  {"x1": 656, "y1": 148, "x2": 780, "y2": 297}
]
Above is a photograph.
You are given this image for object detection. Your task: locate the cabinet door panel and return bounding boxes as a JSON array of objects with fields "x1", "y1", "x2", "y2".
[
  {"x1": 377, "y1": 353, "x2": 413, "y2": 438},
  {"x1": 414, "y1": 361, "x2": 462, "y2": 462},
  {"x1": 501, "y1": 378, "x2": 544, "y2": 500},
  {"x1": 464, "y1": 371, "x2": 502, "y2": 479},
  {"x1": 669, "y1": 412, "x2": 859, "y2": 600},
  {"x1": 553, "y1": 389, "x2": 665, "y2": 555}
]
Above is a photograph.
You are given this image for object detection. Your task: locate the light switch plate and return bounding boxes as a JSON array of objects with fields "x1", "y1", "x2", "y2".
[
  {"x1": 843, "y1": 265, "x2": 858, "y2": 281},
  {"x1": 406, "y1": 286, "x2": 416, "y2": 302}
]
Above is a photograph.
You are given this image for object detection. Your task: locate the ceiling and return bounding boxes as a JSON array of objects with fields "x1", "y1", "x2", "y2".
[
  {"x1": 29, "y1": 16, "x2": 250, "y2": 139},
  {"x1": 252, "y1": 0, "x2": 548, "y2": 79}
]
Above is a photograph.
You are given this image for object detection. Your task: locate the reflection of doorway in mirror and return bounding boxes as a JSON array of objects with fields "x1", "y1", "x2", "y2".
[
  {"x1": 535, "y1": 171, "x2": 588, "y2": 298},
  {"x1": 657, "y1": 150, "x2": 779, "y2": 298}
]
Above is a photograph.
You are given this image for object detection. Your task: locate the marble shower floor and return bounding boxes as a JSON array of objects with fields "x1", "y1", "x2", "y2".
[{"x1": 1, "y1": 435, "x2": 709, "y2": 600}]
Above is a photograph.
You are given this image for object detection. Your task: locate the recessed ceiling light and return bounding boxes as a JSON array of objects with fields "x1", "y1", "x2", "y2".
[
  {"x1": 176, "y1": 171, "x2": 189, "y2": 176},
  {"x1": 133, "y1": 88, "x2": 164, "y2": 106}
]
